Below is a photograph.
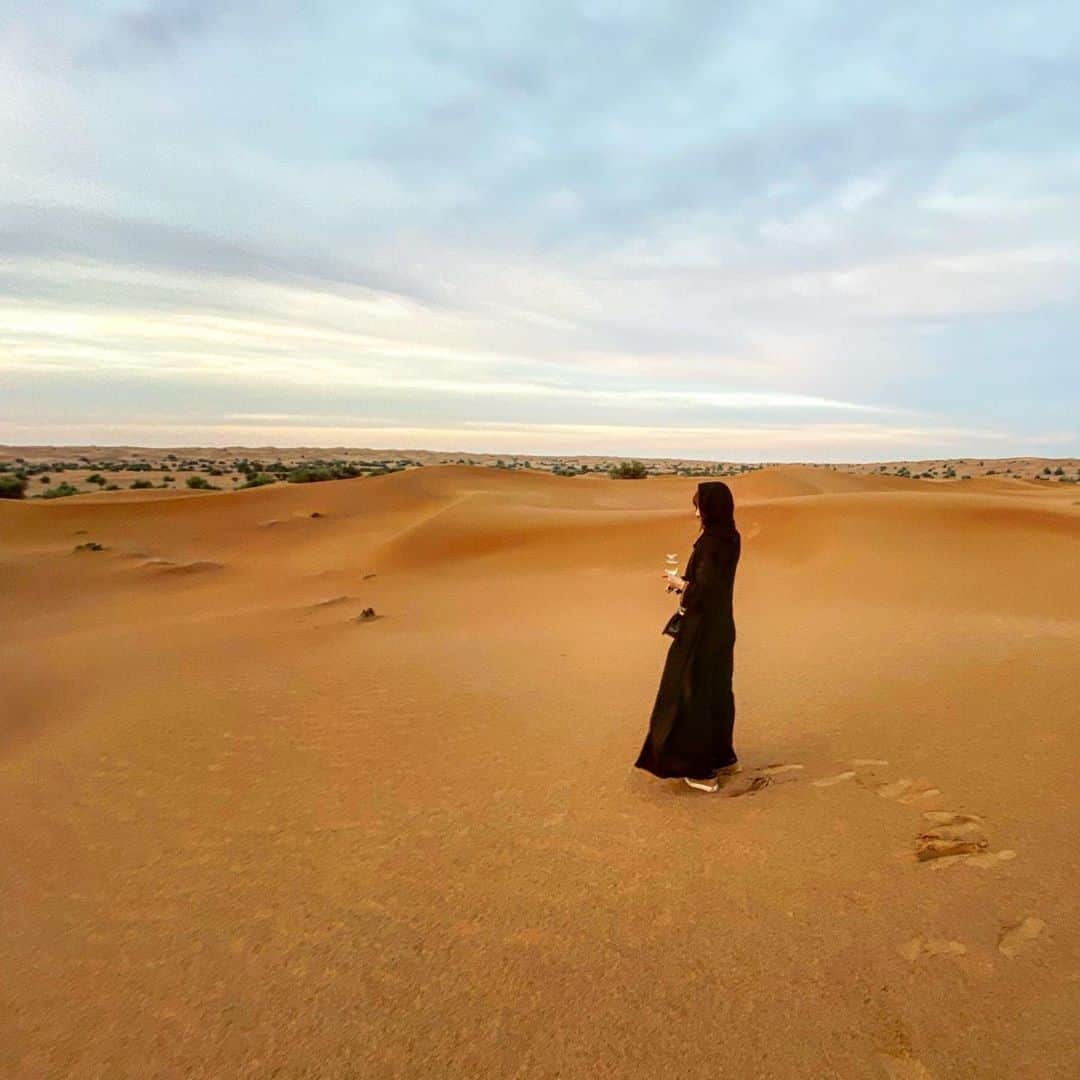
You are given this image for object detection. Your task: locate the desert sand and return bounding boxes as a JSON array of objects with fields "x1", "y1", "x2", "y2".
[{"x1": 2, "y1": 463, "x2": 1078, "y2": 1078}]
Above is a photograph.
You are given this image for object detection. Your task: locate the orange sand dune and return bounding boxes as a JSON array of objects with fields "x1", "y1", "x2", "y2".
[{"x1": 2, "y1": 465, "x2": 1079, "y2": 1078}]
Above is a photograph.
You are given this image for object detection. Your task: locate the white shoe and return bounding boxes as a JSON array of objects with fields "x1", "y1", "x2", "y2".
[{"x1": 684, "y1": 776, "x2": 719, "y2": 792}]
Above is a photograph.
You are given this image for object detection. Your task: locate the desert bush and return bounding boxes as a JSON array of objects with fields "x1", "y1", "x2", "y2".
[
  {"x1": 240, "y1": 473, "x2": 276, "y2": 488},
  {"x1": 39, "y1": 475, "x2": 51, "y2": 484},
  {"x1": 86, "y1": 473, "x2": 106, "y2": 485},
  {"x1": 41, "y1": 482, "x2": 80, "y2": 499},
  {"x1": 131, "y1": 479, "x2": 153, "y2": 489},
  {"x1": 288, "y1": 466, "x2": 336, "y2": 484},
  {"x1": 74, "y1": 541, "x2": 104, "y2": 552},
  {"x1": 287, "y1": 463, "x2": 364, "y2": 483},
  {"x1": 609, "y1": 460, "x2": 648, "y2": 479},
  {"x1": 186, "y1": 476, "x2": 214, "y2": 490},
  {"x1": 0, "y1": 474, "x2": 28, "y2": 499}
]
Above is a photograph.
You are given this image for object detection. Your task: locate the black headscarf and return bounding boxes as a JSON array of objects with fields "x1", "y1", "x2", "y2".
[{"x1": 693, "y1": 481, "x2": 739, "y2": 545}]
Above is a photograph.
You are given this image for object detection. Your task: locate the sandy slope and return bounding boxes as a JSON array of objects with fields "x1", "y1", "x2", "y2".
[{"x1": 2, "y1": 466, "x2": 1078, "y2": 1079}]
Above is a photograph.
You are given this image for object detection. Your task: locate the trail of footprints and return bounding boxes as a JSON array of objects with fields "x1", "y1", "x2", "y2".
[
  {"x1": 812, "y1": 762, "x2": 1019, "y2": 869},
  {"x1": 714, "y1": 757, "x2": 1046, "y2": 971}
]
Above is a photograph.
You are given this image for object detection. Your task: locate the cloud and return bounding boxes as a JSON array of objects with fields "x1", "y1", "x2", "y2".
[{"x1": 0, "y1": 1, "x2": 1078, "y2": 456}]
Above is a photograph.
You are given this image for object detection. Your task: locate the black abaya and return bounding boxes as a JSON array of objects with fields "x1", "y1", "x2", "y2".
[{"x1": 634, "y1": 483, "x2": 740, "y2": 782}]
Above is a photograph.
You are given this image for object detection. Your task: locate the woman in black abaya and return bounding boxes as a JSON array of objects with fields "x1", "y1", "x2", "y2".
[{"x1": 634, "y1": 481, "x2": 741, "y2": 792}]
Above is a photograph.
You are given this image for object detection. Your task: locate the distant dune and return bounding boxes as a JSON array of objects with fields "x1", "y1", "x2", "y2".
[{"x1": 2, "y1": 465, "x2": 1078, "y2": 1077}]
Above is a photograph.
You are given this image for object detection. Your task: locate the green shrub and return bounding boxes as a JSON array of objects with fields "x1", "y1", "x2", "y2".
[
  {"x1": 86, "y1": 473, "x2": 106, "y2": 485},
  {"x1": 186, "y1": 476, "x2": 215, "y2": 490},
  {"x1": 287, "y1": 463, "x2": 364, "y2": 483},
  {"x1": 39, "y1": 475, "x2": 51, "y2": 484},
  {"x1": 131, "y1": 479, "x2": 153, "y2": 489},
  {"x1": 41, "y1": 482, "x2": 80, "y2": 499},
  {"x1": 609, "y1": 460, "x2": 648, "y2": 479},
  {"x1": 0, "y1": 474, "x2": 28, "y2": 499},
  {"x1": 240, "y1": 473, "x2": 276, "y2": 488},
  {"x1": 287, "y1": 466, "x2": 335, "y2": 484}
]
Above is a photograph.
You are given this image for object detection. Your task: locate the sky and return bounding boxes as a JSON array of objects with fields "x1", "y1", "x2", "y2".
[{"x1": 2, "y1": 1, "x2": 1078, "y2": 461}]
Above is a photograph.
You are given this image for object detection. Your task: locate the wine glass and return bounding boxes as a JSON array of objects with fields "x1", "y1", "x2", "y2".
[{"x1": 664, "y1": 553, "x2": 680, "y2": 588}]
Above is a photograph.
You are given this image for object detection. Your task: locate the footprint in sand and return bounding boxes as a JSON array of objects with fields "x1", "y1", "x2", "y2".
[
  {"x1": 897, "y1": 935, "x2": 967, "y2": 961},
  {"x1": 859, "y1": 772, "x2": 945, "y2": 806},
  {"x1": 921, "y1": 811, "x2": 981, "y2": 826},
  {"x1": 955, "y1": 850, "x2": 1017, "y2": 869},
  {"x1": 814, "y1": 762, "x2": 938, "y2": 799},
  {"x1": 868, "y1": 781, "x2": 911, "y2": 799},
  {"x1": 897, "y1": 786, "x2": 942, "y2": 805},
  {"x1": 726, "y1": 762, "x2": 807, "y2": 797},
  {"x1": 914, "y1": 812, "x2": 1016, "y2": 869},
  {"x1": 841, "y1": 770, "x2": 1016, "y2": 869},
  {"x1": 812, "y1": 770, "x2": 856, "y2": 787},
  {"x1": 997, "y1": 916, "x2": 1045, "y2": 957},
  {"x1": 723, "y1": 775, "x2": 772, "y2": 797},
  {"x1": 875, "y1": 1051, "x2": 936, "y2": 1079},
  {"x1": 802, "y1": 759, "x2": 888, "y2": 789},
  {"x1": 914, "y1": 816, "x2": 989, "y2": 862}
]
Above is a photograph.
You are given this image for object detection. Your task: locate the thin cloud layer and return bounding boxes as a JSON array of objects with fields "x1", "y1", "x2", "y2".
[{"x1": 1, "y1": 1, "x2": 1078, "y2": 458}]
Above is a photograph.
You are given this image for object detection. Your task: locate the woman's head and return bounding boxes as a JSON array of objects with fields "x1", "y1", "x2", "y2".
[{"x1": 693, "y1": 481, "x2": 737, "y2": 536}]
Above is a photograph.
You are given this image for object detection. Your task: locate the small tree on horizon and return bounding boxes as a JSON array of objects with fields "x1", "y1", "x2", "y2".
[{"x1": 609, "y1": 460, "x2": 648, "y2": 479}]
